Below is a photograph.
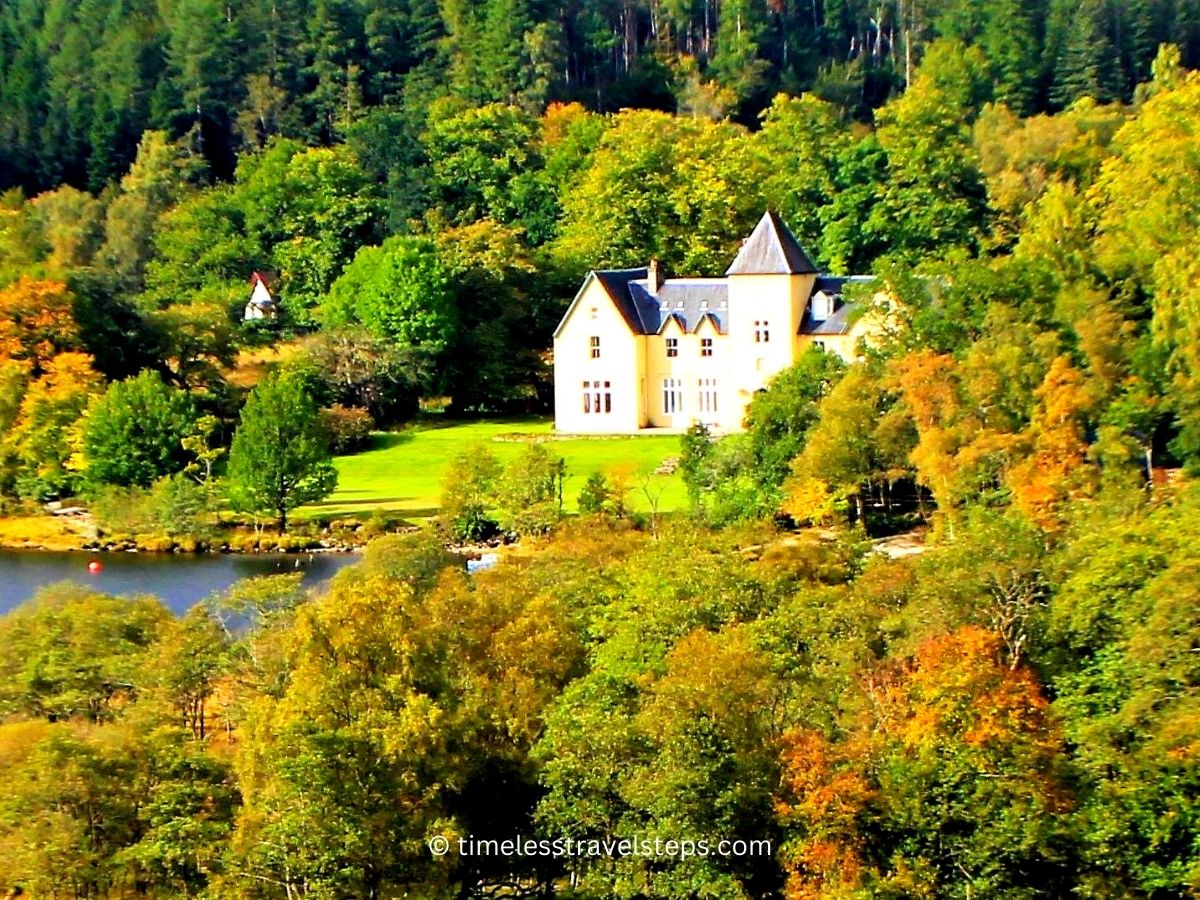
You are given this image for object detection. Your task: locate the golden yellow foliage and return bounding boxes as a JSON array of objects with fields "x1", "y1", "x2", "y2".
[{"x1": 0, "y1": 277, "x2": 80, "y2": 371}]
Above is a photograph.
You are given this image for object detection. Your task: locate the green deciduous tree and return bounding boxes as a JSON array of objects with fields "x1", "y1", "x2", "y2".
[
  {"x1": 82, "y1": 370, "x2": 198, "y2": 488},
  {"x1": 497, "y1": 442, "x2": 566, "y2": 535},
  {"x1": 0, "y1": 584, "x2": 172, "y2": 722},
  {"x1": 1047, "y1": 486, "x2": 1200, "y2": 894},
  {"x1": 1092, "y1": 66, "x2": 1200, "y2": 468},
  {"x1": 745, "y1": 347, "x2": 848, "y2": 490},
  {"x1": 225, "y1": 372, "x2": 337, "y2": 531},
  {"x1": 319, "y1": 235, "x2": 455, "y2": 351},
  {"x1": 870, "y1": 40, "x2": 992, "y2": 262},
  {"x1": 439, "y1": 443, "x2": 502, "y2": 542},
  {"x1": 554, "y1": 110, "x2": 768, "y2": 275}
]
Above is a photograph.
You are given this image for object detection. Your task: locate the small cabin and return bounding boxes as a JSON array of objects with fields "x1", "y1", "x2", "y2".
[{"x1": 244, "y1": 271, "x2": 278, "y2": 321}]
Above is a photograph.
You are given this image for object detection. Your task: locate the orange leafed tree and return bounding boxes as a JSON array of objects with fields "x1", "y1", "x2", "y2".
[
  {"x1": 0, "y1": 277, "x2": 81, "y2": 373},
  {"x1": 1006, "y1": 355, "x2": 1098, "y2": 530},
  {"x1": 889, "y1": 350, "x2": 982, "y2": 529},
  {"x1": 776, "y1": 626, "x2": 1070, "y2": 899}
]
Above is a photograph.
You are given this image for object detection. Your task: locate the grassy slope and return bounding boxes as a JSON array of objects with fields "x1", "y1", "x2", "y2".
[{"x1": 302, "y1": 417, "x2": 686, "y2": 520}]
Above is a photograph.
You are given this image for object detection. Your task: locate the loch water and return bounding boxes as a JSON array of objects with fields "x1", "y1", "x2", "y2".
[{"x1": 0, "y1": 548, "x2": 361, "y2": 615}]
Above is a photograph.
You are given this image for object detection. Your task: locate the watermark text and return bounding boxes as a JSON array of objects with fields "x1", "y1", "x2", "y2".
[{"x1": 428, "y1": 834, "x2": 771, "y2": 860}]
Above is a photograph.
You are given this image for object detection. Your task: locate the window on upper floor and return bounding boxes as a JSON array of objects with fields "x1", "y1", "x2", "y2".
[
  {"x1": 666, "y1": 337, "x2": 678, "y2": 358},
  {"x1": 754, "y1": 320, "x2": 770, "y2": 343},
  {"x1": 701, "y1": 338, "x2": 713, "y2": 357},
  {"x1": 590, "y1": 336, "x2": 600, "y2": 358}
]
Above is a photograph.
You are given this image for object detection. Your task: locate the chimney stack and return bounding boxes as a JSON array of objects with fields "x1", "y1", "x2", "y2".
[{"x1": 647, "y1": 258, "x2": 661, "y2": 294}]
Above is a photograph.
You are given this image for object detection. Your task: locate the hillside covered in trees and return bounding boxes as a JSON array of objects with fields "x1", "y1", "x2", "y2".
[
  {"x1": 6, "y1": 36, "x2": 1200, "y2": 523},
  {"x1": 4, "y1": 494, "x2": 1200, "y2": 897},
  {"x1": 3, "y1": 0, "x2": 1200, "y2": 895}
]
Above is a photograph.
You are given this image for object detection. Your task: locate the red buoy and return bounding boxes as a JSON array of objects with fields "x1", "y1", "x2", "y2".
[{"x1": 87, "y1": 560, "x2": 102, "y2": 574}]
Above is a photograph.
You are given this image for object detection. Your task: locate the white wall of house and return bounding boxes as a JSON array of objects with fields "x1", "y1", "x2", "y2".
[
  {"x1": 553, "y1": 272, "x2": 885, "y2": 435},
  {"x1": 554, "y1": 277, "x2": 646, "y2": 433}
]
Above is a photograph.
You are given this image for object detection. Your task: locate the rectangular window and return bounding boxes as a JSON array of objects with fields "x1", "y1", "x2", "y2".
[
  {"x1": 662, "y1": 378, "x2": 683, "y2": 414},
  {"x1": 583, "y1": 381, "x2": 612, "y2": 414},
  {"x1": 762, "y1": 320, "x2": 770, "y2": 343},
  {"x1": 590, "y1": 336, "x2": 601, "y2": 358},
  {"x1": 812, "y1": 339, "x2": 826, "y2": 350},
  {"x1": 701, "y1": 338, "x2": 713, "y2": 357},
  {"x1": 666, "y1": 337, "x2": 678, "y2": 358},
  {"x1": 699, "y1": 378, "x2": 719, "y2": 414}
]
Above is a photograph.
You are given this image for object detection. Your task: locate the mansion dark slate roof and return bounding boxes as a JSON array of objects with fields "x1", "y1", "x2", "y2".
[
  {"x1": 800, "y1": 304, "x2": 856, "y2": 335},
  {"x1": 553, "y1": 214, "x2": 875, "y2": 339},
  {"x1": 592, "y1": 267, "x2": 652, "y2": 333},
  {"x1": 725, "y1": 211, "x2": 819, "y2": 276},
  {"x1": 629, "y1": 279, "x2": 729, "y2": 334},
  {"x1": 584, "y1": 271, "x2": 874, "y2": 337},
  {"x1": 799, "y1": 275, "x2": 877, "y2": 335}
]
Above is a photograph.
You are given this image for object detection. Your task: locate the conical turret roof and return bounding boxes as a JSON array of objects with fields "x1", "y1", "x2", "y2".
[{"x1": 724, "y1": 211, "x2": 818, "y2": 276}]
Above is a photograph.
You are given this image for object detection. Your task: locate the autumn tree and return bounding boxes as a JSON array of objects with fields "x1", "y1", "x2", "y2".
[
  {"x1": 228, "y1": 545, "x2": 581, "y2": 897},
  {"x1": 0, "y1": 351, "x2": 102, "y2": 499},
  {"x1": 783, "y1": 365, "x2": 903, "y2": 527},
  {"x1": 776, "y1": 627, "x2": 1073, "y2": 898},
  {"x1": 0, "y1": 277, "x2": 81, "y2": 372},
  {"x1": 1006, "y1": 355, "x2": 1099, "y2": 530}
]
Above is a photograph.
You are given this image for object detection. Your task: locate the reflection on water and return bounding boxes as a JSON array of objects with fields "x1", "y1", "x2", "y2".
[{"x1": 0, "y1": 549, "x2": 361, "y2": 616}]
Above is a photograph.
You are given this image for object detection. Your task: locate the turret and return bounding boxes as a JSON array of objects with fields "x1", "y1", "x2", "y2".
[{"x1": 724, "y1": 212, "x2": 819, "y2": 420}]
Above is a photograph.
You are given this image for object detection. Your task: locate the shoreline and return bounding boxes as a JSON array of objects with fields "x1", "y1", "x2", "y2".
[
  {"x1": 0, "y1": 512, "x2": 374, "y2": 555},
  {"x1": 0, "y1": 538, "x2": 367, "y2": 555}
]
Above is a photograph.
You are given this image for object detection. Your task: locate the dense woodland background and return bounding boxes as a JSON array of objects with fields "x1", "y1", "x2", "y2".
[
  {"x1": 4, "y1": 1, "x2": 1200, "y2": 897},
  {"x1": 2, "y1": 0, "x2": 1200, "y2": 194}
]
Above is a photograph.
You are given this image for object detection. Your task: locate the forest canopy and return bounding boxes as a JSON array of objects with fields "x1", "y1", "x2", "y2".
[
  {"x1": 2, "y1": 2, "x2": 1200, "y2": 895},
  {"x1": 2, "y1": 0, "x2": 1199, "y2": 195}
]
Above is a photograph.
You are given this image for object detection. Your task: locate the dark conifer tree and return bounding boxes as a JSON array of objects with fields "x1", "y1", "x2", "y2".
[
  {"x1": 1051, "y1": 0, "x2": 1125, "y2": 108},
  {"x1": 981, "y1": 0, "x2": 1041, "y2": 115}
]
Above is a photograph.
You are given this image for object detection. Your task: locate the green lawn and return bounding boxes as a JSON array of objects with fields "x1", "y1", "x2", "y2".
[{"x1": 301, "y1": 417, "x2": 687, "y2": 520}]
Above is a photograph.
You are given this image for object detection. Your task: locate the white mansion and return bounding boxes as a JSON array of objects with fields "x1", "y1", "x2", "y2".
[{"x1": 552, "y1": 211, "x2": 883, "y2": 433}]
